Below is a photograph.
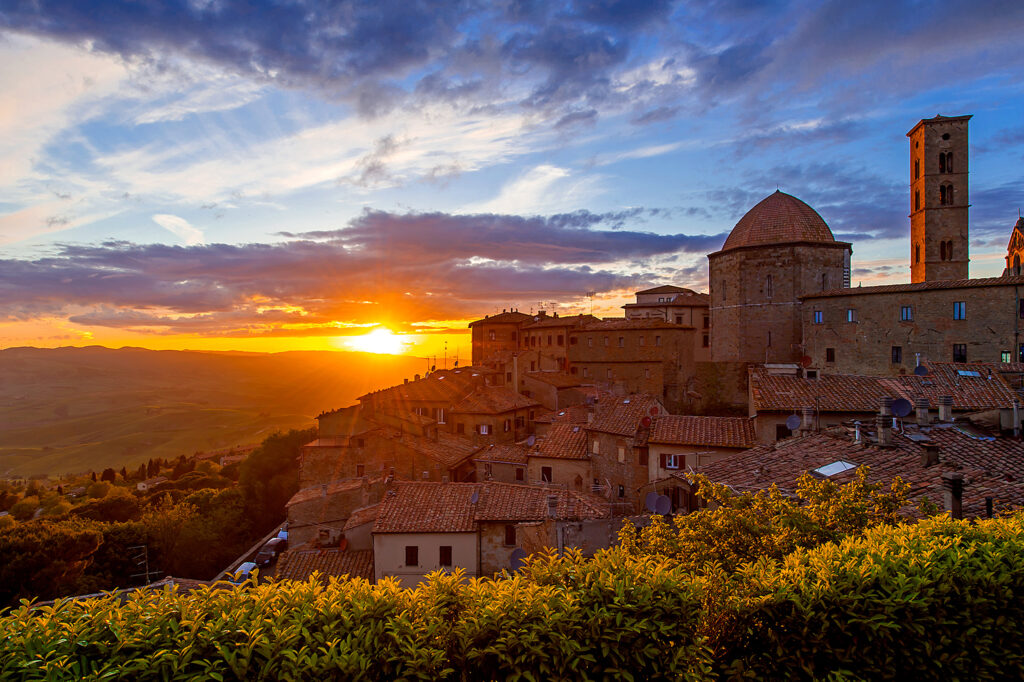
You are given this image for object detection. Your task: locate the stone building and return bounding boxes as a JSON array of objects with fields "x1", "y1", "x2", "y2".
[
  {"x1": 449, "y1": 386, "x2": 540, "y2": 445},
  {"x1": 708, "y1": 190, "x2": 852, "y2": 365},
  {"x1": 908, "y1": 114, "x2": 970, "y2": 283},
  {"x1": 623, "y1": 285, "x2": 710, "y2": 330},
  {"x1": 1004, "y1": 217, "x2": 1024, "y2": 276},
  {"x1": 520, "y1": 313, "x2": 599, "y2": 370},
  {"x1": 469, "y1": 309, "x2": 532, "y2": 366},
  {"x1": 645, "y1": 415, "x2": 757, "y2": 480},
  {"x1": 526, "y1": 422, "x2": 591, "y2": 492}
]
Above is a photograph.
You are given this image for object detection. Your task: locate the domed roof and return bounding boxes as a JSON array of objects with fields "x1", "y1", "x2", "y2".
[{"x1": 721, "y1": 190, "x2": 835, "y2": 251}]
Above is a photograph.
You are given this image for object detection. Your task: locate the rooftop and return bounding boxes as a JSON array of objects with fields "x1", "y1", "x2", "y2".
[
  {"x1": 275, "y1": 549, "x2": 374, "y2": 583},
  {"x1": 474, "y1": 443, "x2": 530, "y2": 464},
  {"x1": 524, "y1": 371, "x2": 583, "y2": 388},
  {"x1": 468, "y1": 310, "x2": 532, "y2": 327},
  {"x1": 343, "y1": 504, "x2": 379, "y2": 531},
  {"x1": 532, "y1": 405, "x2": 591, "y2": 424},
  {"x1": 578, "y1": 318, "x2": 694, "y2": 331},
  {"x1": 801, "y1": 274, "x2": 1024, "y2": 299},
  {"x1": 719, "y1": 191, "x2": 840, "y2": 253},
  {"x1": 648, "y1": 415, "x2": 758, "y2": 449},
  {"x1": 452, "y1": 386, "x2": 541, "y2": 414},
  {"x1": 523, "y1": 314, "x2": 599, "y2": 329},
  {"x1": 373, "y1": 481, "x2": 608, "y2": 533},
  {"x1": 535, "y1": 423, "x2": 589, "y2": 459},
  {"x1": 587, "y1": 394, "x2": 665, "y2": 437}
]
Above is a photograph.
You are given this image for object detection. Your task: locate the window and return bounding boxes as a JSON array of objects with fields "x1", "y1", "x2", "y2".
[
  {"x1": 503, "y1": 419, "x2": 511, "y2": 432},
  {"x1": 592, "y1": 439, "x2": 599, "y2": 454},
  {"x1": 617, "y1": 445, "x2": 626, "y2": 462},
  {"x1": 541, "y1": 466, "x2": 552, "y2": 482},
  {"x1": 587, "y1": 336, "x2": 593, "y2": 347},
  {"x1": 846, "y1": 308, "x2": 857, "y2": 323},
  {"x1": 767, "y1": 331, "x2": 772, "y2": 347},
  {"x1": 617, "y1": 485, "x2": 625, "y2": 498},
  {"x1": 556, "y1": 334, "x2": 564, "y2": 346},
  {"x1": 639, "y1": 336, "x2": 645, "y2": 346},
  {"x1": 655, "y1": 335, "x2": 661, "y2": 346},
  {"x1": 914, "y1": 158, "x2": 920, "y2": 179},
  {"x1": 1002, "y1": 351, "x2": 1012, "y2": 363},
  {"x1": 603, "y1": 336, "x2": 609, "y2": 347},
  {"x1": 953, "y1": 301, "x2": 966, "y2": 320},
  {"x1": 638, "y1": 448, "x2": 648, "y2": 466},
  {"x1": 1020, "y1": 344, "x2": 1024, "y2": 363},
  {"x1": 813, "y1": 310, "x2": 823, "y2": 324},
  {"x1": 457, "y1": 423, "x2": 464, "y2": 435},
  {"x1": 939, "y1": 152, "x2": 946, "y2": 173},
  {"x1": 405, "y1": 546, "x2": 419, "y2": 566},
  {"x1": 479, "y1": 424, "x2": 490, "y2": 435},
  {"x1": 437, "y1": 408, "x2": 446, "y2": 424},
  {"x1": 606, "y1": 368, "x2": 613, "y2": 379},
  {"x1": 484, "y1": 462, "x2": 492, "y2": 477},
  {"x1": 703, "y1": 316, "x2": 710, "y2": 329},
  {"x1": 826, "y1": 347, "x2": 836, "y2": 363},
  {"x1": 675, "y1": 315, "x2": 683, "y2": 324},
  {"x1": 570, "y1": 366, "x2": 577, "y2": 375},
  {"x1": 617, "y1": 336, "x2": 624, "y2": 348},
  {"x1": 504, "y1": 524, "x2": 516, "y2": 546},
  {"x1": 570, "y1": 336, "x2": 577, "y2": 345},
  {"x1": 530, "y1": 361, "x2": 536, "y2": 371},
  {"x1": 702, "y1": 334, "x2": 709, "y2": 347},
  {"x1": 582, "y1": 367, "x2": 589, "y2": 378},
  {"x1": 946, "y1": 240, "x2": 953, "y2": 260},
  {"x1": 488, "y1": 331, "x2": 495, "y2": 341},
  {"x1": 439, "y1": 546, "x2": 452, "y2": 567},
  {"x1": 891, "y1": 346, "x2": 902, "y2": 364},
  {"x1": 900, "y1": 305, "x2": 913, "y2": 321},
  {"x1": 505, "y1": 372, "x2": 512, "y2": 383},
  {"x1": 952, "y1": 344, "x2": 967, "y2": 363},
  {"x1": 946, "y1": 152, "x2": 953, "y2": 173},
  {"x1": 515, "y1": 467, "x2": 524, "y2": 481},
  {"x1": 515, "y1": 416, "x2": 524, "y2": 428},
  {"x1": 765, "y1": 274, "x2": 773, "y2": 299},
  {"x1": 939, "y1": 185, "x2": 946, "y2": 205},
  {"x1": 776, "y1": 423, "x2": 792, "y2": 440},
  {"x1": 546, "y1": 335, "x2": 552, "y2": 346},
  {"x1": 663, "y1": 453, "x2": 683, "y2": 470},
  {"x1": 356, "y1": 464, "x2": 365, "y2": 477},
  {"x1": 644, "y1": 367, "x2": 651, "y2": 379},
  {"x1": 915, "y1": 190, "x2": 920, "y2": 211},
  {"x1": 940, "y1": 241, "x2": 946, "y2": 260},
  {"x1": 821, "y1": 273, "x2": 828, "y2": 291},
  {"x1": 355, "y1": 438, "x2": 365, "y2": 448},
  {"x1": 915, "y1": 244, "x2": 921, "y2": 264}
]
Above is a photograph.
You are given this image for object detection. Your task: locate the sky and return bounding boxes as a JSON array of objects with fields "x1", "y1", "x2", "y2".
[{"x1": 0, "y1": 0, "x2": 1022, "y2": 359}]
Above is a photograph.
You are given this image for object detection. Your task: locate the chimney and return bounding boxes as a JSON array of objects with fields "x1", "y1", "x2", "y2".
[
  {"x1": 1014, "y1": 399, "x2": 1021, "y2": 439},
  {"x1": 414, "y1": 373, "x2": 421, "y2": 381},
  {"x1": 546, "y1": 494, "x2": 558, "y2": 518},
  {"x1": 512, "y1": 353, "x2": 520, "y2": 392},
  {"x1": 801, "y1": 406, "x2": 814, "y2": 434},
  {"x1": 853, "y1": 420, "x2": 862, "y2": 443},
  {"x1": 876, "y1": 397, "x2": 893, "y2": 446},
  {"x1": 921, "y1": 444, "x2": 940, "y2": 467},
  {"x1": 915, "y1": 398, "x2": 930, "y2": 426},
  {"x1": 880, "y1": 396, "x2": 893, "y2": 417},
  {"x1": 938, "y1": 395, "x2": 953, "y2": 422},
  {"x1": 404, "y1": 378, "x2": 409, "y2": 384},
  {"x1": 942, "y1": 471, "x2": 964, "y2": 520},
  {"x1": 442, "y1": 475, "x2": 450, "y2": 483}
]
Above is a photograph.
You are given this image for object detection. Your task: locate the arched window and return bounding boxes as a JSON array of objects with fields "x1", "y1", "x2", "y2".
[
  {"x1": 946, "y1": 240, "x2": 953, "y2": 261},
  {"x1": 947, "y1": 185, "x2": 954, "y2": 205},
  {"x1": 915, "y1": 244, "x2": 920, "y2": 264},
  {"x1": 915, "y1": 190, "x2": 921, "y2": 211},
  {"x1": 1014, "y1": 254, "x2": 1020, "y2": 276},
  {"x1": 939, "y1": 186, "x2": 947, "y2": 205},
  {"x1": 821, "y1": 273, "x2": 828, "y2": 291},
  {"x1": 939, "y1": 153, "x2": 946, "y2": 173},
  {"x1": 940, "y1": 241, "x2": 946, "y2": 261},
  {"x1": 946, "y1": 152, "x2": 953, "y2": 173},
  {"x1": 765, "y1": 274, "x2": 773, "y2": 299},
  {"x1": 914, "y1": 159, "x2": 920, "y2": 179}
]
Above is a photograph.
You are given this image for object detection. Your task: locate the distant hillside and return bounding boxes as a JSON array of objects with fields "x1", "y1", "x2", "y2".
[{"x1": 0, "y1": 346, "x2": 426, "y2": 477}]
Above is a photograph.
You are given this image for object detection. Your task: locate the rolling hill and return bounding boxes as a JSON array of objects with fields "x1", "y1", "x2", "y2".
[{"x1": 0, "y1": 346, "x2": 427, "y2": 477}]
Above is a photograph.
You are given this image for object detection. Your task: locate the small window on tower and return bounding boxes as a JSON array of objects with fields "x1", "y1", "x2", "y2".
[
  {"x1": 892, "y1": 346, "x2": 902, "y2": 364},
  {"x1": 952, "y1": 344, "x2": 967, "y2": 363},
  {"x1": 946, "y1": 152, "x2": 953, "y2": 173},
  {"x1": 901, "y1": 306, "x2": 913, "y2": 321},
  {"x1": 939, "y1": 152, "x2": 946, "y2": 173},
  {"x1": 826, "y1": 348, "x2": 836, "y2": 363},
  {"x1": 915, "y1": 190, "x2": 920, "y2": 211},
  {"x1": 813, "y1": 310, "x2": 823, "y2": 324},
  {"x1": 914, "y1": 158, "x2": 920, "y2": 179},
  {"x1": 940, "y1": 241, "x2": 947, "y2": 260},
  {"x1": 915, "y1": 244, "x2": 921, "y2": 264},
  {"x1": 765, "y1": 274, "x2": 773, "y2": 299}
]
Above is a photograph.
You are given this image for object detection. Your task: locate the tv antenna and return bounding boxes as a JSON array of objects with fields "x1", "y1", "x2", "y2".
[
  {"x1": 586, "y1": 291, "x2": 596, "y2": 315},
  {"x1": 128, "y1": 544, "x2": 161, "y2": 585}
]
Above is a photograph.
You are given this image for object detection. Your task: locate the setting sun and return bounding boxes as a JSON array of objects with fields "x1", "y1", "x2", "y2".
[{"x1": 345, "y1": 327, "x2": 408, "y2": 355}]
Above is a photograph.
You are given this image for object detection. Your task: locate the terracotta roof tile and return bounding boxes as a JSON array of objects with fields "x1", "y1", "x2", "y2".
[
  {"x1": 749, "y1": 364, "x2": 1017, "y2": 413},
  {"x1": 343, "y1": 504, "x2": 379, "y2": 531},
  {"x1": 275, "y1": 549, "x2": 374, "y2": 583},
  {"x1": 468, "y1": 311, "x2": 532, "y2": 327},
  {"x1": 373, "y1": 481, "x2": 608, "y2": 533},
  {"x1": 696, "y1": 422, "x2": 1024, "y2": 518},
  {"x1": 635, "y1": 285, "x2": 694, "y2": 295},
  {"x1": 587, "y1": 394, "x2": 666, "y2": 436},
  {"x1": 287, "y1": 477, "x2": 382, "y2": 508},
  {"x1": 801, "y1": 274, "x2": 1024, "y2": 299},
  {"x1": 532, "y1": 405, "x2": 591, "y2": 424},
  {"x1": 360, "y1": 370, "x2": 478, "y2": 404},
  {"x1": 525, "y1": 371, "x2": 583, "y2": 388},
  {"x1": 535, "y1": 423, "x2": 588, "y2": 459},
  {"x1": 523, "y1": 314, "x2": 599, "y2": 329},
  {"x1": 720, "y1": 191, "x2": 838, "y2": 252},
  {"x1": 475, "y1": 443, "x2": 530, "y2": 464},
  {"x1": 580, "y1": 318, "x2": 693, "y2": 331},
  {"x1": 648, "y1": 416, "x2": 758, "y2": 449},
  {"x1": 452, "y1": 386, "x2": 541, "y2": 414},
  {"x1": 386, "y1": 431, "x2": 481, "y2": 468}
]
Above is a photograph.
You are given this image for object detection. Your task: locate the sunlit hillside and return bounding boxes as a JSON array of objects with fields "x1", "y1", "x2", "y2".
[{"x1": 0, "y1": 347, "x2": 426, "y2": 477}]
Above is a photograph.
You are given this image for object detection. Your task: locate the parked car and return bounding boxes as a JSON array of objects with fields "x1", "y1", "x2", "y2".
[
  {"x1": 254, "y1": 537, "x2": 287, "y2": 567},
  {"x1": 232, "y1": 561, "x2": 257, "y2": 584}
]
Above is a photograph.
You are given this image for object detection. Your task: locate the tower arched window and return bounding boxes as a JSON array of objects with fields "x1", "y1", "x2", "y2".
[
  {"x1": 946, "y1": 152, "x2": 953, "y2": 173},
  {"x1": 915, "y1": 190, "x2": 920, "y2": 211},
  {"x1": 914, "y1": 159, "x2": 920, "y2": 179},
  {"x1": 821, "y1": 273, "x2": 828, "y2": 291},
  {"x1": 939, "y1": 153, "x2": 946, "y2": 173},
  {"x1": 947, "y1": 185, "x2": 954, "y2": 205},
  {"x1": 946, "y1": 240, "x2": 953, "y2": 261},
  {"x1": 940, "y1": 241, "x2": 947, "y2": 261},
  {"x1": 939, "y1": 186, "x2": 947, "y2": 205},
  {"x1": 915, "y1": 244, "x2": 920, "y2": 264},
  {"x1": 1014, "y1": 254, "x2": 1020, "y2": 276},
  {"x1": 765, "y1": 274, "x2": 773, "y2": 299}
]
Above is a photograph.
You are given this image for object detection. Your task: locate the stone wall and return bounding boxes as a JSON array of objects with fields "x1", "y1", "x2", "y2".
[
  {"x1": 525, "y1": 455, "x2": 592, "y2": 491},
  {"x1": 586, "y1": 430, "x2": 648, "y2": 511}
]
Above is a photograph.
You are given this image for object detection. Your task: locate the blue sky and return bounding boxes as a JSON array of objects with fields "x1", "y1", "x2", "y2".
[{"x1": 0, "y1": 0, "x2": 1022, "y2": 353}]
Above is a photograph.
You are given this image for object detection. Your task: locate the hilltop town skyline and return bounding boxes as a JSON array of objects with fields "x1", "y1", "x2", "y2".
[{"x1": 1, "y1": 1, "x2": 1023, "y2": 358}]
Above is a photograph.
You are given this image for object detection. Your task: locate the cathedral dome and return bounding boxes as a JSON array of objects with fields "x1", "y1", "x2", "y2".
[{"x1": 721, "y1": 190, "x2": 835, "y2": 251}]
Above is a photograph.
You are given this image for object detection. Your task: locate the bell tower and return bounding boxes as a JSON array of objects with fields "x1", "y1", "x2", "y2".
[{"x1": 907, "y1": 114, "x2": 971, "y2": 282}]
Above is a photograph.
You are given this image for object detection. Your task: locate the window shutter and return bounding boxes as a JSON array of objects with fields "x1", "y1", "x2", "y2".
[{"x1": 660, "y1": 453, "x2": 667, "y2": 468}]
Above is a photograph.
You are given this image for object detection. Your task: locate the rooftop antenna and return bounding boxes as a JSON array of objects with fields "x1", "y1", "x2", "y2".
[
  {"x1": 444, "y1": 340, "x2": 448, "y2": 370},
  {"x1": 587, "y1": 291, "x2": 596, "y2": 315}
]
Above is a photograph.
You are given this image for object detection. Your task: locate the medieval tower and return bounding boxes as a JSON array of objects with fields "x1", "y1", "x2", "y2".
[{"x1": 907, "y1": 114, "x2": 971, "y2": 282}]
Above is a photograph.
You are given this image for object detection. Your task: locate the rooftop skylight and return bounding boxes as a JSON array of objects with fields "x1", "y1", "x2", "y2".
[{"x1": 814, "y1": 460, "x2": 858, "y2": 477}]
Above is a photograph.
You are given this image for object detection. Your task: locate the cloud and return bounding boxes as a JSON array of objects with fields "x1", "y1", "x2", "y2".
[
  {"x1": 0, "y1": 208, "x2": 724, "y2": 336},
  {"x1": 152, "y1": 214, "x2": 204, "y2": 245}
]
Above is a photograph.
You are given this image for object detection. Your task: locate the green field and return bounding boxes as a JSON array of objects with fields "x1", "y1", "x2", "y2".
[{"x1": 0, "y1": 346, "x2": 425, "y2": 477}]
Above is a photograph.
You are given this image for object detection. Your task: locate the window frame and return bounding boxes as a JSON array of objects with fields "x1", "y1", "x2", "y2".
[
  {"x1": 953, "y1": 301, "x2": 966, "y2": 320},
  {"x1": 405, "y1": 546, "x2": 419, "y2": 566}
]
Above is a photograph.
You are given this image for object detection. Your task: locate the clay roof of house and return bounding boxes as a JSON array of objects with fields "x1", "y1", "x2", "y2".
[
  {"x1": 801, "y1": 274, "x2": 1024, "y2": 299},
  {"x1": 525, "y1": 371, "x2": 583, "y2": 388},
  {"x1": 475, "y1": 443, "x2": 530, "y2": 464},
  {"x1": 387, "y1": 431, "x2": 481, "y2": 468},
  {"x1": 523, "y1": 314, "x2": 599, "y2": 329},
  {"x1": 532, "y1": 405, "x2": 591, "y2": 424},
  {"x1": 587, "y1": 394, "x2": 666, "y2": 436},
  {"x1": 343, "y1": 504, "x2": 379, "y2": 531},
  {"x1": 359, "y1": 370, "x2": 478, "y2": 405},
  {"x1": 452, "y1": 386, "x2": 541, "y2": 414},
  {"x1": 535, "y1": 423, "x2": 589, "y2": 459},
  {"x1": 635, "y1": 285, "x2": 692, "y2": 295},
  {"x1": 578, "y1": 318, "x2": 693, "y2": 331},
  {"x1": 286, "y1": 477, "x2": 375, "y2": 508},
  {"x1": 749, "y1": 364, "x2": 1017, "y2": 413},
  {"x1": 468, "y1": 311, "x2": 532, "y2": 327},
  {"x1": 648, "y1": 416, "x2": 758, "y2": 449},
  {"x1": 373, "y1": 481, "x2": 608, "y2": 533},
  {"x1": 719, "y1": 191, "x2": 839, "y2": 252},
  {"x1": 696, "y1": 421, "x2": 1024, "y2": 519},
  {"x1": 275, "y1": 549, "x2": 374, "y2": 583}
]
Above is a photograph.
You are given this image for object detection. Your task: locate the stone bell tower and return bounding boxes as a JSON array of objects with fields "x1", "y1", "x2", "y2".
[{"x1": 908, "y1": 114, "x2": 971, "y2": 283}]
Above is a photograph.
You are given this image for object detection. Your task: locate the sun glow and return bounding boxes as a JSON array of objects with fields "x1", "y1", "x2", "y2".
[{"x1": 345, "y1": 327, "x2": 408, "y2": 355}]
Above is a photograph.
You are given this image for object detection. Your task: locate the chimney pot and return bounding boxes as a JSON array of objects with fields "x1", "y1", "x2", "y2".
[
  {"x1": 876, "y1": 414, "x2": 892, "y2": 446},
  {"x1": 546, "y1": 494, "x2": 558, "y2": 518},
  {"x1": 880, "y1": 396, "x2": 894, "y2": 416},
  {"x1": 938, "y1": 395, "x2": 953, "y2": 422},
  {"x1": 942, "y1": 471, "x2": 964, "y2": 519},
  {"x1": 915, "y1": 398, "x2": 930, "y2": 426},
  {"x1": 801, "y1": 406, "x2": 814, "y2": 433}
]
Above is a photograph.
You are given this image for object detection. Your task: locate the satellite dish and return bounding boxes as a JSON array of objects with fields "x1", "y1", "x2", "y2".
[
  {"x1": 800, "y1": 355, "x2": 813, "y2": 368},
  {"x1": 509, "y1": 547, "x2": 528, "y2": 571},
  {"x1": 645, "y1": 491, "x2": 659, "y2": 513},
  {"x1": 892, "y1": 398, "x2": 913, "y2": 418},
  {"x1": 470, "y1": 490, "x2": 480, "y2": 504},
  {"x1": 655, "y1": 495, "x2": 672, "y2": 515},
  {"x1": 525, "y1": 435, "x2": 536, "y2": 446},
  {"x1": 914, "y1": 364, "x2": 929, "y2": 376},
  {"x1": 785, "y1": 414, "x2": 802, "y2": 431},
  {"x1": 649, "y1": 407, "x2": 659, "y2": 416},
  {"x1": 641, "y1": 416, "x2": 652, "y2": 427}
]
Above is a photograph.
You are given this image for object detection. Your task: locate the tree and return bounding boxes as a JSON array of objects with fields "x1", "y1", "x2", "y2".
[
  {"x1": 0, "y1": 519, "x2": 103, "y2": 605},
  {"x1": 239, "y1": 428, "x2": 316, "y2": 532},
  {"x1": 100, "y1": 468, "x2": 117, "y2": 483}
]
